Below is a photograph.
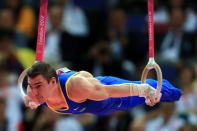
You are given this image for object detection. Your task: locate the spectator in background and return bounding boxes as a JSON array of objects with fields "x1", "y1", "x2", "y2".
[
  {"x1": 179, "y1": 123, "x2": 197, "y2": 131},
  {"x1": 156, "y1": 8, "x2": 195, "y2": 65},
  {"x1": 0, "y1": 8, "x2": 28, "y2": 47},
  {"x1": 55, "y1": 116, "x2": 83, "y2": 131},
  {"x1": 55, "y1": 114, "x2": 95, "y2": 131},
  {"x1": 130, "y1": 103, "x2": 184, "y2": 131},
  {"x1": 154, "y1": 7, "x2": 195, "y2": 85},
  {"x1": 154, "y1": 0, "x2": 197, "y2": 33},
  {"x1": 55, "y1": 0, "x2": 89, "y2": 37},
  {"x1": 80, "y1": 38, "x2": 123, "y2": 77},
  {"x1": 80, "y1": 37, "x2": 135, "y2": 80},
  {"x1": 108, "y1": 8, "x2": 136, "y2": 80},
  {"x1": 46, "y1": 3, "x2": 89, "y2": 68},
  {"x1": 72, "y1": 0, "x2": 108, "y2": 49},
  {"x1": 167, "y1": 0, "x2": 197, "y2": 33},
  {"x1": 32, "y1": 108, "x2": 58, "y2": 131},
  {"x1": 0, "y1": 28, "x2": 35, "y2": 72},
  {"x1": 0, "y1": 68, "x2": 23, "y2": 131},
  {"x1": 103, "y1": 111, "x2": 132, "y2": 131},
  {"x1": 0, "y1": 29, "x2": 24, "y2": 75},
  {"x1": 115, "y1": 0, "x2": 147, "y2": 14},
  {"x1": 192, "y1": 61, "x2": 197, "y2": 89},
  {"x1": 0, "y1": 98, "x2": 7, "y2": 131},
  {"x1": 0, "y1": 8, "x2": 14, "y2": 29},
  {"x1": 45, "y1": 4, "x2": 64, "y2": 66},
  {"x1": 195, "y1": 34, "x2": 197, "y2": 59},
  {"x1": 47, "y1": 0, "x2": 89, "y2": 67},
  {"x1": 145, "y1": 103, "x2": 184, "y2": 131},
  {"x1": 108, "y1": 8, "x2": 128, "y2": 60},
  {"x1": 175, "y1": 64, "x2": 197, "y2": 126},
  {"x1": 4, "y1": 0, "x2": 36, "y2": 46}
]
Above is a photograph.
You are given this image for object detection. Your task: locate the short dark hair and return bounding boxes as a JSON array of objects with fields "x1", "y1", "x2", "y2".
[{"x1": 27, "y1": 62, "x2": 57, "y2": 82}]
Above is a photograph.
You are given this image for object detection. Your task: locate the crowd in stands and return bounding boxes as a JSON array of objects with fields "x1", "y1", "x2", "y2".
[{"x1": 0, "y1": 0, "x2": 196, "y2": 131}]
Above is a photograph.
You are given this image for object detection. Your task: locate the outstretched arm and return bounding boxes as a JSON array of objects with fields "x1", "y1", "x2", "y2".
[{"x1": 68, "y1": 71, "x2": 160, "y2": 106}]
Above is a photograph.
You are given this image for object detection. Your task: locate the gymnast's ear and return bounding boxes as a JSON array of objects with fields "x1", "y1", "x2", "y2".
[{"x1": 50, "y1": 77, "x2": 57, "y2": 84}]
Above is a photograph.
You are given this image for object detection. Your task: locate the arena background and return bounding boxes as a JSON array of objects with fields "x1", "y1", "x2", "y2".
[{"x1": 0, "y1": 0, "x2": 196, "y2": 131}]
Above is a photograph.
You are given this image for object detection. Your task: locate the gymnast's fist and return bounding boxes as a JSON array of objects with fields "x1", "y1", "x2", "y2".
[
  {"x1": 24, "y1": 86, "x2": 41, "y2": 109},
  {"x1": 141, "y1": 84, "x2": 162, "y2": 106}
]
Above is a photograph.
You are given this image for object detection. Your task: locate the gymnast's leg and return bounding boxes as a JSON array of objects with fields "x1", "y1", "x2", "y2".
[{"x1": 96, "y1": 76, "x2": 182, "y2": 110}]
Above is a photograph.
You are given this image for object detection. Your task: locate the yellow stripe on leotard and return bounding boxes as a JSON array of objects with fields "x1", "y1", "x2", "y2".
[
  {"x1": 47, "y1": 72, "x2": 79, "y2": 114},
  {"x1": 65, "y1": 72, "x2": 86, "y2": 103},
  {"x1": 46, "y1": 82, "x2": 71, "y2": 114}
]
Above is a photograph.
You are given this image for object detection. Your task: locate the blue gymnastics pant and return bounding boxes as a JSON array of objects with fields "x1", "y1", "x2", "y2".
[{"x1": 96, "y1": 76, "x2": 182, "y2": 111}]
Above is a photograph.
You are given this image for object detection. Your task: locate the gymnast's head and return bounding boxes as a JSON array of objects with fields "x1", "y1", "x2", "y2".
[
  {"x1": 26, "y1": 62, "x2": 58, "y2": 100},
  {"x1": 27, "y1": 62, "x2": 57, "y2": 81}
]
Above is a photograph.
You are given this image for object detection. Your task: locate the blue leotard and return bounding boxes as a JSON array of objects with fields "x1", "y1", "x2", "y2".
[{"x1": 46, "y1": 71, "x2": 182, "y2": 115}]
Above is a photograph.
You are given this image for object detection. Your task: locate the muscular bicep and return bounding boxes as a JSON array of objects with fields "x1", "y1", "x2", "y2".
[{"x1": 68, "y1": 75, "x2": 109, "y2": 102}]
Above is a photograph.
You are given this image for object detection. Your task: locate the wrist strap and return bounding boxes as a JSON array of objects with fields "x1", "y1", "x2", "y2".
[
  {"x1": 129, "y1": 83, "x2": 148, "y2": 97},
  {"x1": 129, "y1": 83, "x2": 140, "y2": 96}
]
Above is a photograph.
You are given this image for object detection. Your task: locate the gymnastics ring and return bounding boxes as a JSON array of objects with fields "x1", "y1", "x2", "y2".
[
  {"x1": 18, "y1": 67, "x2": 41, "y2": 107},
  {"x1": 18, "y1": 68, "x2": 30, "y2": 99},
  {"x1": 141, "y1": 58, "x2": 162, "y2": 99}
]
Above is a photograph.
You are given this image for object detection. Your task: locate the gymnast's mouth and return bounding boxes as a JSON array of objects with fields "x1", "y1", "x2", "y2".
[{"x1": 35, "y1": 95, "x2": 45, "y2": 103}]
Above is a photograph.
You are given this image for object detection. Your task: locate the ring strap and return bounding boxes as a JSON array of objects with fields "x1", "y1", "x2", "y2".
[
  {"x1": 141, "y1": 0, "x2": 163, "y2": 99},
  {"x1": 35, "y1": 0, "x2": 48, "y2": 62},
  {"x1": 148, "y1": 0, "x2": 154, "y2": 58}
]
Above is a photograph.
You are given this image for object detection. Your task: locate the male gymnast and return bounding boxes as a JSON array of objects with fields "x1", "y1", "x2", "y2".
[{"x1": 24, "y1": 62, "x2": 182, "y2": 115}]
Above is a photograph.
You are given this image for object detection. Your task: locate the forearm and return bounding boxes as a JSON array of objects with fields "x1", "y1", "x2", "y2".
[
  {"x1": 103, "y1": 82, "x2": 161, "y2": 106},
  {"x1": 85, "y1": 78, "x2": 160, "y2": 106},
  {"x1": 104, "y1": 83, "x2": 148, "y2": 98},
  {"x1": 87, "y1": 83, "x2": 151, "y2": 101},
  {"x1": 87, "y1": 83, "x2": 133, "y2": 101}
]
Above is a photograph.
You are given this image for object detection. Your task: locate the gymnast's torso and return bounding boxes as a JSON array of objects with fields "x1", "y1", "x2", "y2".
[
  {"x1": 44, "y1": 68, "x2": 181, "y2": 115},
  {"x1": 45, "y1": 69, "x2": 146, "y2": 115}
]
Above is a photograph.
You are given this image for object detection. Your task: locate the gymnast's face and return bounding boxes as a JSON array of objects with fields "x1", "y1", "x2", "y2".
[{"x1": 28, "y1": 74, "x2": 57, "y2": 104}]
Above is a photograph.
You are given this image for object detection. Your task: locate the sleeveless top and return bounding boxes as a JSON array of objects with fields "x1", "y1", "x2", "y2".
[
  {"x1": 44, "y1": 71, "x2": 183, "y2": 115},
  {"x1": 46, "y1": 71, "x2": 119, "y2": 115}
]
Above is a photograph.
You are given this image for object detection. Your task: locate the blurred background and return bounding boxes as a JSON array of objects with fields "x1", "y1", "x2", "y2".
[{"x1": 0, "y1": 0, "x2": 196, "y2": 131}]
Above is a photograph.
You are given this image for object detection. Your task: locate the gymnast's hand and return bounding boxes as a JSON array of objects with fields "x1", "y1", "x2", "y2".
[
  {"x1": 140, "y1": 84, "x2": 162, "y2": 106},
  {"x1": 24, "y1": 86, "x2": 40, "y2": 109}
]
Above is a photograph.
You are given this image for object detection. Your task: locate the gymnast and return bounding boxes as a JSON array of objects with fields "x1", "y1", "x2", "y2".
[{"x1": 23, "y1": 61, "x2": 182, "y2": 115}]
